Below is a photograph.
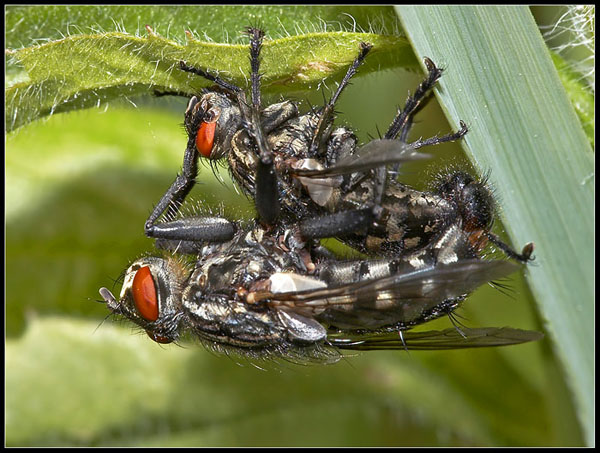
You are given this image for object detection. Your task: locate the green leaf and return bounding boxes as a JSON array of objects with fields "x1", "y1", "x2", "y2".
[
  {"x1": 6, "y1": 315, "x2": 554, "y2": 446},
  {"x1": 6, "y1": 5, "x2": 415, "y2": 132},
  {"x1": 396, "y1": 5, "x2": 592, "y2": 446},
  {"x1": 5, "y1": 5, "x2": 402, "y2": 49}
]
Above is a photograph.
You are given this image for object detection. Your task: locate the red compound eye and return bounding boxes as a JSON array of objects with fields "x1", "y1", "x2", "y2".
[
  {"x1": 196, "y1": 121, "x2": 217, "y2": 158},
  {"x1": 132, "y1": 266, "x2": 159, "y2": 322}
]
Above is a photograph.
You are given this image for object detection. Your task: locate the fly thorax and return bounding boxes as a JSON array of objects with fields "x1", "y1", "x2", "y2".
[
  {"x1": 268, "y1": 112, "x2": 320, "y2": 158},
  {"x1": 326, "y1": 127, "x2": 357, "y2": 165}
]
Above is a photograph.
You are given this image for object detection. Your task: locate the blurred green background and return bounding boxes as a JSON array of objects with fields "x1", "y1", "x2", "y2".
[{"x1": 6, "y1": 5, "x2": 589, "y2": 446}]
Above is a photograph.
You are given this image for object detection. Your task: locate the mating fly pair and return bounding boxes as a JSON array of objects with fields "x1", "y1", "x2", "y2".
[{"x1": 99, "y1": 28, "x2": 541, "y2": 359}]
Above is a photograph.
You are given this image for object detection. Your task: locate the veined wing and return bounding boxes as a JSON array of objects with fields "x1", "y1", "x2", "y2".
[
  {"x1": 259, "y1": 259, "x2": 522, "y2": 330},
  {"x1": 266, "y1": 259, "x2": 519, "y2": 310},
  {"x1": 328, "y1": 327, "x2": 543, "y2": 350},
  {"x1": 292, "y1": 139, "x2": 429, "y2": 178}
]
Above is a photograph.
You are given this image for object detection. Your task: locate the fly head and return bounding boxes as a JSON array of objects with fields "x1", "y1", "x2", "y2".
[
  {"x1": 99, "y1": 256, "x2": 188, "y2": 344},
  {"x1": 185, "y1": 91, "x2": 243, "y2": 160},
  {"x1": 435, "y1": 171, "x2": 496, "y2": 232}
]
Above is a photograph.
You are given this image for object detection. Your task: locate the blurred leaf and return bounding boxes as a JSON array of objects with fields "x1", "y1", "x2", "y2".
[
  {"x1": 550, "y1": 51, "x2": 594, "y2": 148},
  {"x1": 7, "y1": 316, "x2": 552, "y2": 447},
  {"x1": 396, "y1": 5, "x2": 592, "y2": 445}
]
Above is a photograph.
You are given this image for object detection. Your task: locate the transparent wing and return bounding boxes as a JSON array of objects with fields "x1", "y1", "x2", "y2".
[
  {"x1": 292, "y1": 139, "x2": 429, "y2": 178},
  {"x1": 328, "y1": 327, "x2": 543, "y2": 350},
  {"x1": 266, "y1": 259, "x2": 519, "y2": 310},
  {"x1": 259, "y1": 259, "x2": 522, "y2": 330}
]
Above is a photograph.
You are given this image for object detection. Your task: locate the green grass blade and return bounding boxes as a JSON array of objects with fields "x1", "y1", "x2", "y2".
[{"x1": 396, "y1": 5, "x2": 594, "y2": 446}]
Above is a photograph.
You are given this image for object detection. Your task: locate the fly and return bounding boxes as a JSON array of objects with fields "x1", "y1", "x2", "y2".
[
  {"x1": 99, "y1": 220, "x2": 541, "y2": 362},
  {"x1": 163, "y1": 27, "x2": 533, "y2": 263}
]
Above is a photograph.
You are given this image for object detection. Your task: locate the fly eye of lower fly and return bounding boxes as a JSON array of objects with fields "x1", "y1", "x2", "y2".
[{"x1": 131, "y1": 266, "x2": 159, "y2": 322}]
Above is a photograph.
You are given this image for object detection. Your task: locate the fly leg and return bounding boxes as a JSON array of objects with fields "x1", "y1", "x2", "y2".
[
  {"x1": 245, "y1": 27, "x2": 280, "y2": 225},
  {"x1": 308, "y1": 42, "x2": 372, "y2": 158},
  {"x1": 486, "y1": 235, "x2": 535, "y2": 263},
  {"x1": 288, "y1": 42, "x2": 382, "y2": 240},
  {"x1": 297, "y1": 208, "x2": 377, "y2": 240},
  {"x1": 385, "y1": 58, "x2": 468, "y2": 176},
  {"x1": 386, "y1": 57, "x2": 463, "y2": 142},
  {"x1": 144, "y1": 113, "x2": 236, "y2": 248},
  {"x1": 410, "y1": 120, "x2": 468, "y2": 150}
]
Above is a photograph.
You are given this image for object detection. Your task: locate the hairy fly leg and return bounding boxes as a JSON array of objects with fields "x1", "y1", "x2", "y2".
[
  {"x1": 379, "y1": 57, "x2": 468, "y2": 177},
  {"x1": 245, "y1": 27, "x2": 280, "y2": 225},
  {"x1": 385, "y1": 57, "x2": 468, "y2": 146},
  {"x1": 386, "y1": 57, "x2": 444, "y2": 141},
  {"x1": 144, "y1": 97, "x2": 236, "y2": 248},
  {"x1": 308, "y1": 41, "x2": 373, "y2": 158}
]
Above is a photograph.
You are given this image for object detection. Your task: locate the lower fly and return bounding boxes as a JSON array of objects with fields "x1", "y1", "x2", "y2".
[{"x1": 98, "y1": 220, "x2": 541, "y2": 362}]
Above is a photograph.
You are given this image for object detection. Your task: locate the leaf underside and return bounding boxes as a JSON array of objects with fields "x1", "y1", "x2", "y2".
[{"x1": 6, "y1": 30, "x2": 416, "y2": 132}]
